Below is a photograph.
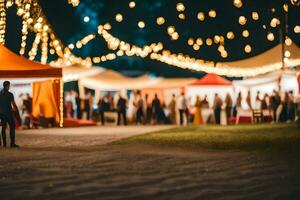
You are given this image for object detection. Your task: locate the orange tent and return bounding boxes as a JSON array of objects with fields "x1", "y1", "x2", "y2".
[
  {"x1": 0, "y1": 44, "x2": 61, "y2": 78},
  {"x1": 190, "y1": 73, "x2": 232, "y2": 86},
  {"x1": 0, "y1": 45, "x2": 63, "y2": 126}
]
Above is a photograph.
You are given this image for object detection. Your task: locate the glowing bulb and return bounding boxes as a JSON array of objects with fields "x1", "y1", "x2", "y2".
[
  {"x1": 233, "y1": 0, "x2": 243, "y2": 8},
  {"x1": 239, "y1": 16, "x2": 247, "y2": 25},
  {"x1": 284, "y1": 51, "x2": 291, "y2": 58},
  {"x1": 115, "y1": 13, "x2": 123, "y2": 22},
  {"x1": 244, "y1": 44, "x2": 251, "y2": 53},
  {"x1": 156, "y1": 17, "x2": 165, "y2": 25},
  {"x1": 294, "y1": 25, "x2": 300, "y2": 33},
  {"x1": 167, "y1": 26, "x2": 175, "y2": 34},
  {"x1": 138, "y1": 21, "x2": 145, "y2": 28},
  {"x1": 285, "y1": 37, "x2": 292, "y2": 46},
  {"x1": 176, "y1": 3, "x2": 185, "y2": 12},
  {"x1": 197, "y1": 12, "x2": 205, "y2": 21},
  {"x1": 178, "y1": 13, "x2": 185, "y2": 20},
  {"x1": 267, "y1": 32, "x2": 275, "y2": 41},
  {"x1": 196, "y1": 38, "x2": 203, "y2": 45},
  {"x1": 208, "y1": 10, "x2": 216, "y2": 18},
  {"x1": 242, "y1": 30, "x2": 249, "y2": 37},
  {"x1": 227, "y1": 32, "x2": 235, "y2": 39},
  {"x1": 252, "y1": 12, "x2": 259, "y2": 20},
  {"x1": 187, "y1": 38, "x2": 194, "y2": 46},
  {"x1": 206, "y1": 38, "x2": 213, "y2": 46},
  {"x1": 129, "y1": 1, "x2": 136, "y2": 8}
]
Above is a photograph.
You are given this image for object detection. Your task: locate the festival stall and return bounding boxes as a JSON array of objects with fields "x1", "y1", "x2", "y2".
[
  {"x1": 140, "y1": 78, "x2": 196, "y2": 105},
  {"x1": 62, "y1": 64, "x2": 105, "y2": 83},
  {"x1": 185, "y1": 73, "x2": 233, "y2": 106},
  {"x1": 0, "y1": 45, "x2": 63, "y2": 127}
]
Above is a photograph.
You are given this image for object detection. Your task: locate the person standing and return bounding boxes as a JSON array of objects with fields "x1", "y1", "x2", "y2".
[
  {"x1": 168, "y1": 94, "x2": 177, "y2": 124},
  {"x1": 152, "y1": 94, "x2": 161, "y2": 124},
  {"x1": 0, "y1": 81, "x2": 19, "y2": 148},
  {"x1": 145, "y1": 94, "x2": 152, "y2": 124},
  {"x1": 193, "y1": 96, "x2": 203, "y2": 125},
  {"x1": 135, "y1": 91, "x2": 145, "y2": 125},
  {"x1": 246, "y1": 90, "x2": 252, "y2": 110},
  {"x1": 225, "y1": 93, "x2": 233, "y2": 123},
  {"x1": 117, "y1": 94, "x2": 127, "y2": 126},
  {"x1": 270, "y1": 90, "x2": 281, "y2": 122},
  {"x1": 288, "y1": 91, "x2": 296, "y2": 122},
  {"x1": 177, "y1": 92, "x2": 188, "y2": 125},
  {"x1": 213, "y1": 93, "x2": 223, "y2": 125}
]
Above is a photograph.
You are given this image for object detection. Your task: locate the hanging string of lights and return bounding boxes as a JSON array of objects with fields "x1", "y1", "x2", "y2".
[
  {"x1": 0, "y1": 0, "x2": 6, "y2": 44},
  {"x1": 2, "y1": 0, "x2": 300, "y2": 77}
]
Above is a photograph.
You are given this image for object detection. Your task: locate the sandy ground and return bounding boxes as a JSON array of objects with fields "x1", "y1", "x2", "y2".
[{"x1": 0, "y1": 126, "x2": 300, "y2": 200}]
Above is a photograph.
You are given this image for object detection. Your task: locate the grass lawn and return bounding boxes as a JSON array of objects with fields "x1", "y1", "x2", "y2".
[{"x1": 113, "y1": 123, "x2": 300, "y2": 150}]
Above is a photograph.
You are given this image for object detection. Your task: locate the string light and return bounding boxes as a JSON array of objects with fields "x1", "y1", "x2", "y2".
[
  {"x1": 176, "y1": 3, "x2": 185, "y2": 12},
  {"x1": 242, "y1": 30, "x2": 249, "y2": 38},
  {"x1": 244, "y1": 44, "x2": 252, "y2": 53},
  {"x1": 226, "y1": 31, "x2": 235, "y2": 39},
  {"x1": 239, "y1": 16, "x2": 247, "y2": 25},
  {"x1": 267, "y1": 32, "x2": 275, "y2": 41},
  {"x1": 156, "y1": 17, "x2": 165, "y2": 25},
  {"x1": 197, "y1": 12, "x2": 205, "y2": 21},
  {"x1": 115, "y1": 13, "x2": 123, "y2": 22},
  {"x1": 294, "y1": 25, "x2": 300, "y2": 33},
  {"x1": 68, "y1": 0, "x2": 80, "y2": 7},
  {"x1": 129, "y1": 1, "x2": 136, "y2": 8},
  {"x1": 252, "y1": 12, "x2": 259, "y2": 20},
  {"x1": 233, "y1": 0, "x2": 243, "y2": 8},
  {"x1": 270, "y1": 18, "x2": 280, "y2": 28},
  {"x1": 138, "y1": 21, "x2": 145, "y2": 28},
  {"x1": 208, "y1": 10, "x2": 217, "y2": 18},
  {"x1": 0, "y1": 0, "x2": 6, "y2": 44},
  {"x1": 285, "y1": 37, "x2": 292, "y2": 46}
]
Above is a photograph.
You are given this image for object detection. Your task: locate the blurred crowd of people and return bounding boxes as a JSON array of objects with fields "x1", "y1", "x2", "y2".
[{"x1": 64, "y1": 89, "x2": 300, "y2": 126}]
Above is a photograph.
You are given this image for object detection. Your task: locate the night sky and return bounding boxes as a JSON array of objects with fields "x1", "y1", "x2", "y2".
[{"x1": 5, "y1": 0, "x2": 300, "y2": 77}]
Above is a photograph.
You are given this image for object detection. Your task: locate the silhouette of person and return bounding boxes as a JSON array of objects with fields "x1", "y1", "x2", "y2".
[{"x1": 0, "y1": 81, "x2": 19, "y2": 148}]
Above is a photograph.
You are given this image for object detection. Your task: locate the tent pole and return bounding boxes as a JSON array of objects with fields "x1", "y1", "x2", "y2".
[{"x1": 59, "y1": 78, "x2": 64, "y2": 127}]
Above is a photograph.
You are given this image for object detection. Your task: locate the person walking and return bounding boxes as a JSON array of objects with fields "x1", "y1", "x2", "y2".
[
  {"x1": 117, "y1": 94, "x2": 127, "y2": 126},
  {"x1": 0, "y1": 81, "x2": 19, "y2": 148}
]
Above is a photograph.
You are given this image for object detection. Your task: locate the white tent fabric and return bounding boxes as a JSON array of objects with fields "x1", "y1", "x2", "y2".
[
  {"x1": 79, "y1": 70, "x2": 161, "y2": 91},
  {"x1": 233, "y1": 71, "x2": 299, "y2": 109},
  {"x1": 63, "y1": 65, "x2": 105, "y2": 82},
  {"x1": 217, "y1": 43, "x2": 300, "y2": 77}
]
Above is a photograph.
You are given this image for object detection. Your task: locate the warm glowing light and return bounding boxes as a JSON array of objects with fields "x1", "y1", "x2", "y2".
[
  {"x1": 178, "y1": 13, "x2": 185, "y2": 20},
  {"x1": 242, "y1": 30, "x2": 249, "y2": 37},
  {"x1": 206, "y1": 38, "x2": 213, "y2": 46},
  {"x1": 208, "y1": 10, "x2": 216, "y2": 18},
  {"x1": 197, "y1": 12, "x2": 205, "y2": 21},
  {"x1": 285, "y1": 37, "x2": 292, "y2": 46},
  {"x1": 267, "y1": 32, "x2": 275, "y2": 41},
  {"x1": 167, "y1": 26, "x2": 175, "y2": 34},
  {"x1": 244, "y1": 44, "x2": 252, "y2": 53},
  {"x1": 115, "y1": 13, "x2": 123, "y2": 22},
  {"x1": 187, "y1": 38, "x2": 194, "y2": 46},
  {"x1": 196, "y1": 38, "x2": 203, "y2": 45},
  {"x1": 239, "y1": 16, "x2": 247, "y2": 25},
  {"x1": 285, "y1": 50, "x2": 291, "y2": 58},
  {"x1": 270, "y1": 18, "x2": 280, "y2": 28},
  {"x1": 294, "y1": 25, "x2": 300, "y2": 33},
  {"x1": 226, "y1": 32, "x2": 235, "y2": 39},
  {"x1": 176, "y1": 3, "x2": 185, "y2": 12},
  {"x1": 138, "y1": 21, "x2": 145, "y2": 28},
  {"x1": 129, "y1": 1, "x2": 136, "y2": 8},
  {"x1": 156, "y1": 17, "x2": 165, "y2": 25},
  {"x1": 252, "y1": 12, "x2": 259, "y2": 20},
  {"x1": 233, "y1": 0, "x2": 243, "y2": 8}
]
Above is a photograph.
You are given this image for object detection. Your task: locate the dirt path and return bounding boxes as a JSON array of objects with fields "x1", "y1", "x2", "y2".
[{"x1": 0, "y1": 126, "x2": 300, "y2": 200}]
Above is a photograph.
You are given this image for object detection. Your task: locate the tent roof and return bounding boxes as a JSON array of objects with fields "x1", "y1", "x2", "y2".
[
  {"x1": 143, "y1": 78, "x2": 196, "y2": 89},
  {"x1": 80, "y1": 70, "x2": 160, "y2": 90},
  {"x1": 63, "y1": 64, "x2": 104, "y2": 82},
  {"x1": 190, "y1": 74, "x2": 232, "y2": 86},
  {"x1": 219, "y1": 43, "x2": 300, "y2": 69},
  {"x1": 0, "y1": 45, "x2": 62, "y2": 78}
]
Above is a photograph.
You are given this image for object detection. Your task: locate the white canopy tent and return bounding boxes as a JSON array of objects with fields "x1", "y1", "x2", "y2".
[
  {"x1": 217, "y1": 43, "x2": 300, "y2": 77},
  {"x1": 233, "y1": 71, "x2": 299, "y2": 109}
]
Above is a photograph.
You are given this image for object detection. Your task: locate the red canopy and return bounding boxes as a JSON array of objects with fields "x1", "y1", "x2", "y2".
[
  {"x1": 0, "y1": 45, "x2": 62, "y2": 78},
  {"x1": 190, "y1": 73, "x2": 232, "y2": 86}
]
